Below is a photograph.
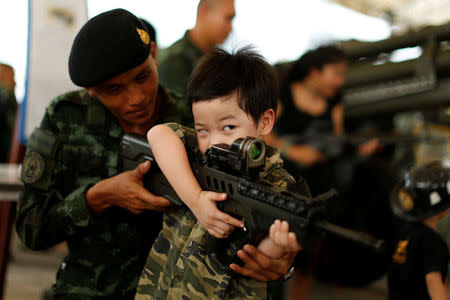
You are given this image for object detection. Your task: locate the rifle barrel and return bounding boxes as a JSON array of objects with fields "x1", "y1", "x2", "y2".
[{"x1": 316, "y1": 220, "x2": 385, "y2": 253}]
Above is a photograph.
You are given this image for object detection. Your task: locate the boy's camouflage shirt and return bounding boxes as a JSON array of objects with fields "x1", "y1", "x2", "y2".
[
  {"x1": 135, "y1": 123, "x2": 295, "y2": 300},
  {"x1": 16, "y1": 87, "x2": 191, "y2": 299},
  {"x1": 157, "y1": 31, "x2": 204, "y2": 96}
]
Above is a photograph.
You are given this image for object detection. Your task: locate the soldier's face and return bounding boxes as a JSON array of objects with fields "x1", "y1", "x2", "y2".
[
  {"x1": 311, "y1": 61, "x2": 347, "y2": 99},
  {"x1": 87, "y1": 46, "x2": 159, "y2": 135},
  {"x1": 192, "y1": 95, "x2": 274, "y2": 155},
  {"x1": 204, "y1": 0, "x2": 235, "y2": 45}
]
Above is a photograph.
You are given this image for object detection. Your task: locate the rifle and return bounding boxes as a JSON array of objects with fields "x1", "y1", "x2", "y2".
[
  {"x1": 120, "y1": 133, "x2": 385, "y2": 268},
  {"x1": 281, "y1": 132, "x2": 447, "y2": 158}
]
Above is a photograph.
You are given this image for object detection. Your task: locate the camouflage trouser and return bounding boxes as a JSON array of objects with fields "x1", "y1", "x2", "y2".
[{"x1": 135, "y1": 207, "x2": 267, "y2": 300}]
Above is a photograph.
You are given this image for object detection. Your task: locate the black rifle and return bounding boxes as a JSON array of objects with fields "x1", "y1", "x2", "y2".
[
  {"x1": 120, "y1": 134, "x2": 385, "y2": 268},
  {"x1": 281, "y1": 132, "x2": 447, "y2": 158}
]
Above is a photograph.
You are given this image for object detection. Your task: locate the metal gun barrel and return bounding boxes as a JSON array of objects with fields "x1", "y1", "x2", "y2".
[
  {"x1": 341, "y1": 22, "x2": 450, "y2": 59},
  {"x1": 315, "y1": 220, "x2": 385, "y2": 253}
]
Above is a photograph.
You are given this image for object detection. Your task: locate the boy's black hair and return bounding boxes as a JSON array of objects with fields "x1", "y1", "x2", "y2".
[
  {"x1": 288, "y1": 45, "x2": 347, "y2": 83},
  {"x1": 187, "y1": 47, "x2": 278, "y2": 123}
]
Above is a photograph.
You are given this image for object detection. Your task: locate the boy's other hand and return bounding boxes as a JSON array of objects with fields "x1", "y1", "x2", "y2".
[
  {"x1": 192, "y1": 191, "x2": 244, "y2": 238},
  {"x1": 269, "y1": 220, "x2": 302, "y2": 253}
]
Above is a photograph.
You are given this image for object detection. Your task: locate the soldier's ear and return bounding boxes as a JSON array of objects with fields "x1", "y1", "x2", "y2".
[
  {"x1": 258, "y1": 109, "x2": 275, "y2": 136},
  {"x1": 86, "y1": 87, "x2": 97, "y2": 98},
  {"x1": 150, "y1": 42, "x2": 157, "y2": 64}
]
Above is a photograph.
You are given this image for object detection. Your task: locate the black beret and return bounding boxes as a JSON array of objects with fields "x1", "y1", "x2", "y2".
[{"x1": 69, "y1": 9, "x2": 151, "y2": 87}]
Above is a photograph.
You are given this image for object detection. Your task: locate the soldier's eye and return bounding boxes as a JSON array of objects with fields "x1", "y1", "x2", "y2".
[
  {"x1": 136, "y1": 71, "x2": 149, "y2": 83},
  {"x1": 106, "y1": 85, "x2": 121, "y2": 95}
]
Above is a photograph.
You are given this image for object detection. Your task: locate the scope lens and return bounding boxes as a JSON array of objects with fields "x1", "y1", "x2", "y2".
[{"x1": 249, "y1": 142, "x2": 262, "y2": 160}]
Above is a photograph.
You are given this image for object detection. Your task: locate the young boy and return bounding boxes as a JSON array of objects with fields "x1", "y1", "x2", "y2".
[
  {"x1": 135, "y1": 48, "x2": 302, "y2": 299},
  {"x1": 389, "y1": 161, "x2": 449, "y2": 300}
]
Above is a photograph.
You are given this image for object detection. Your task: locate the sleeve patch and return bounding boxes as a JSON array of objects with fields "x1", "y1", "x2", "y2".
[{"x1": 21, "y1": 151, "x2": 45, "y2": 184}]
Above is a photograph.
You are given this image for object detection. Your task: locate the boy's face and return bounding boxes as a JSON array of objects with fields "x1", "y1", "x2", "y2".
[{"x1": 192, "y1": 95, "x2": 274, "y2": 154}]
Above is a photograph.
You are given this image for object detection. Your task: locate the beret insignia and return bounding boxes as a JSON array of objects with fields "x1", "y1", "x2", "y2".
[{"x1": 136, "y1": 27, "x2": 150, "y2": 45}]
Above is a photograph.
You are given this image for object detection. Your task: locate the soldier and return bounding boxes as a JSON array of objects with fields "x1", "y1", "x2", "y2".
[
  {"x1": 0, "y1": 63, "x2": 17, "y2": 162},
  {"x1": 16, "y1": 9, "x2": 190, "y2": 299},
  {"x1": 157, "y1": 0, "x2": 235, "y2": 96}
]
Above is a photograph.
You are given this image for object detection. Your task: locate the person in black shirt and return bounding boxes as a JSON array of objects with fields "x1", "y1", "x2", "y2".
[
  {"x1": 267, "y1": 45, "x2": 382, "y2": 300},
  {"x1": 389, "y1": 161, "x2": 449, "y2": 300},
  {"x1": 268, "y1": 45, "x2": 378, "y2": 195}
]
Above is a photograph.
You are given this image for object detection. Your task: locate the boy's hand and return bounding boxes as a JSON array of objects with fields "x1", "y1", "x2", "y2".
[
  {"x1": 191, "y1": 191, "x2": 244, "y2": 238},
  {"x1": 269, "y1": 220, "x2": 302, "y2": 253}
]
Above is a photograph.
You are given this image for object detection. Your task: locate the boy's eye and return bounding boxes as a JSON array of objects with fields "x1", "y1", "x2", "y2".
[
  {"x1": 223, "y1": 125, "x2": 235, "y2": 131},
  {"x1": 196, "y1": 128, "x2": 208, "y2": 134}
]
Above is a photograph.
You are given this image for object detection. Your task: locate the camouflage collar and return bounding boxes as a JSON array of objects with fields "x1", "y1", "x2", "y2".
[{"x1": 182, "y1": 30, "x2": 204, "y2": 56}]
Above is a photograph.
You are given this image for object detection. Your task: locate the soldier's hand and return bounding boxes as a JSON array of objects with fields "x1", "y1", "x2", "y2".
[
  {"x1": 86, "y1": 161, "x2": 171, "y2": 215},
  {"x1": 229, "y1": 243, "x2": 298, "y2": 282}
]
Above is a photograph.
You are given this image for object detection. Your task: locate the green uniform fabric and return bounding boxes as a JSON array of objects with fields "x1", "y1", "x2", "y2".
[
  {"x1": 135, "y1": 123, "x2": 295, "y2": 300},
  {"x1": 0, "y1": 84, "x2": 17, "y2": 162},
  {"x1": 157, "y1": 31, "x2": 204, "y2": 96},
  {"x1": 16, "y1": 86, "x2": 191, "y2": 299}
]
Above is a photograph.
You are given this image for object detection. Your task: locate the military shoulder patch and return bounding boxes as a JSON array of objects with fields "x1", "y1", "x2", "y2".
[{"x1": 21, "y1": 151, "x2": 45, "y2": 184}]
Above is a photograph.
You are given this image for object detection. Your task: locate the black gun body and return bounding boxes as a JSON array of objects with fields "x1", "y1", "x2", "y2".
[
  {"x1": 195, "y1": 165, "x2": 322, "y2": 247},
  {"x1": 120, "y1": 133, "x2": 384, "y2": 266}
]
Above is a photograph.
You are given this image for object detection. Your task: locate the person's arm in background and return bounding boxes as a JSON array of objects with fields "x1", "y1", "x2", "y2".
[
  {"x1": 333, "y1": 101, "x2": 379, "y2": 156},
  {"x1": 426, "y1": 272, "x2": 447, "y2": 300},
  {"x1": 331, "y1": 103, "x2": 344, "y2": 135},
  {"x1": 16, "y1": 107, "x2": 170, "y2": 250}
]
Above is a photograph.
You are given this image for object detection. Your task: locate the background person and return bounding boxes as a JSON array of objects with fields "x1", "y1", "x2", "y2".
[
  {"x1": 0, "y1": 63, "x2": 17, "y2": 162},
  {"x1": 157, "y1": 0, "x2": 235, "y2": 96}
]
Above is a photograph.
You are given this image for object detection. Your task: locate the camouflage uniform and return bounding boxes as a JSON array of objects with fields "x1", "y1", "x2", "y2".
[
  {"x1": 135, "y1": 123, "x2": 295, "y2": 300},
  {"x1": 0, "y1": 83, "x2": 17, "y2": 162},
  {"x1": 157, "y1": 31, "x2": 204, "y2": 96},
  {"x1": 16, "y1": 86, "x2": 191, "y2": 299}
]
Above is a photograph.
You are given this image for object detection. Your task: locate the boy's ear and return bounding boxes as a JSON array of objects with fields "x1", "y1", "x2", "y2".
[{"x1": 258, "y1": 109, "x2": 275, "y2": 136}]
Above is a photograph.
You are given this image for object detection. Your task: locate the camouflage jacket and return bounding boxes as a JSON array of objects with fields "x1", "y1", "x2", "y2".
[
  {"x1": 135, "y1": 123, "x2": 295, "y2": 300},
  {"x1": 16, "y1": 86, "x2": 191, "y2": 299},
  {"x1": 0, "y1": 84, "x2": 17, "y2": 162},
  {"x1": 157, "y1": 31, "x2": 204, "y2": 96}
]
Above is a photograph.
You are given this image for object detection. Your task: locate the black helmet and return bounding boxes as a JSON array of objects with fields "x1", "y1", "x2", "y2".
[{"x1": 391, "y1": 161, "x2": 450, "y2": 221}]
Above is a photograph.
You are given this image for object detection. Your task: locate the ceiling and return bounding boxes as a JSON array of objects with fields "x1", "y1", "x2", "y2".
[
  {"x1": 331, "y1": 0, "x2": 450, "y2": 30},
  {"x1": 330, "y1": 0, "x2": 408, "y2": 18}
]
